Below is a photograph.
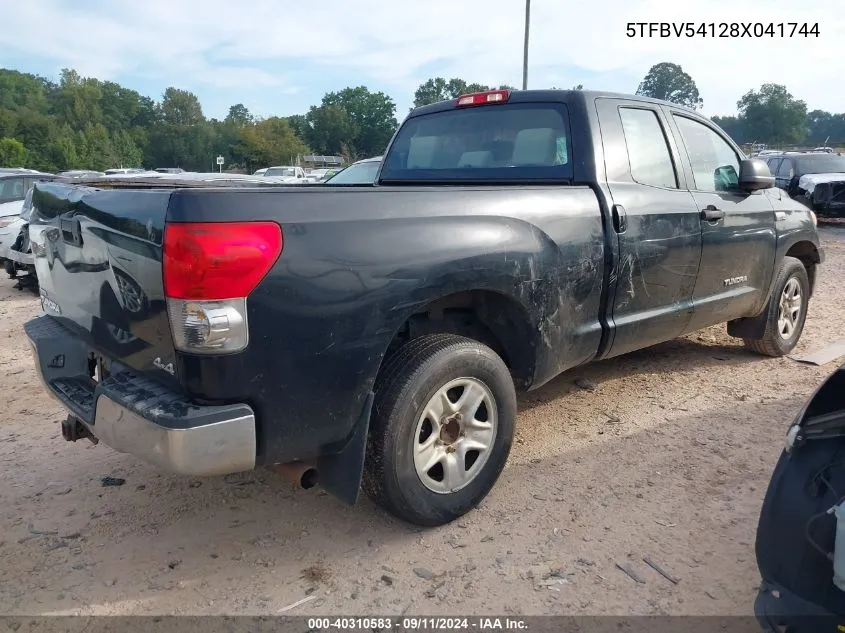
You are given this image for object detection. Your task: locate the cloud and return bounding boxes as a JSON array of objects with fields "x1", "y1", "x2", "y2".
[{"x1": 0, "y1": 0, "x2": 842, "y2": 117}]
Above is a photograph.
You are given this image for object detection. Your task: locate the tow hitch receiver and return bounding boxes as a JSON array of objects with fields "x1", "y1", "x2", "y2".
[{"x1": 61, "y1": 415, "x2": 98, "y2": 445}]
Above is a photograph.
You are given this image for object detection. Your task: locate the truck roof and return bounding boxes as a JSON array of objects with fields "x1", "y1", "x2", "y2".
[{"x1": 408, "y1": 89, "x2": 701, "y2": 118}]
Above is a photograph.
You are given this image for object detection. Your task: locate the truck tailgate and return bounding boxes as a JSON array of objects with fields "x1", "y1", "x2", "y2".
[{"x1": 29, "y1": 182, "x2": 178, "y2": 385}]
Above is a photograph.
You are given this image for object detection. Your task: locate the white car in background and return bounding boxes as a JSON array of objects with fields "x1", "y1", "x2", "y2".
[
  {"x1": 0, "y1": 170, "x2": 60, "y2": 263},
  {"x1": 262, "y1": 165, "x2": 318, "y2": 183}
]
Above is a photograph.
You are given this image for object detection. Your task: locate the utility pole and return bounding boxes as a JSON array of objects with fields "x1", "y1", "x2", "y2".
[{"x1": 522, "y1": 0, "x2": 530, "y2": 90}]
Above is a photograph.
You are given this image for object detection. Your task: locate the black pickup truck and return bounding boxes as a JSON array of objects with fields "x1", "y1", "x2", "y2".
[{"x1": 24, "y1": 89, "x2": 823, "y2": 526}]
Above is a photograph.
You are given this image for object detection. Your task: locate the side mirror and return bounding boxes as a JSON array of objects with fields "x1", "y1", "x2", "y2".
[{"x1": 739, "y1": 158, "x2": 774, "y2": 191}]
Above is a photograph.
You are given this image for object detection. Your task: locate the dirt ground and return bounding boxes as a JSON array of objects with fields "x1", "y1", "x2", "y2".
[{"x1": 2, "y1": 225, "x2": 845, "y2": 618}]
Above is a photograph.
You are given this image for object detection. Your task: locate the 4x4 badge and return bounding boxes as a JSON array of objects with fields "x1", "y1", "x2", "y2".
[{"x1": 153, "y1": 357, "x2": 175, "y2": 376}]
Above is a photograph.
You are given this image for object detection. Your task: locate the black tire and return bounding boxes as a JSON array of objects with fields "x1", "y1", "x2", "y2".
[
  {"x1": 363, "y1": 334, "x2": 517, "y2": 526},
  {"x1": 743, "y1": 256, "x2": 810, "y2": 357}
]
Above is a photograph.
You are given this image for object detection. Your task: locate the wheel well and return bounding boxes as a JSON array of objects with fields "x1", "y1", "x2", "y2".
[
  {"x1": 383, "y1": 290, "x2": 537, "y2": 390},
  {"x1": 786, "y1": 241, "x2": 820, "y2": 294}
]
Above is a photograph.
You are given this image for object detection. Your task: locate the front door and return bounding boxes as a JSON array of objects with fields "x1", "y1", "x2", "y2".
[
  {"x1": 664, "y1": 110, "x2": 777, "y2": 332},
  {"x1": 595, "y1": 99, "x2": 703, "y2": 358}
]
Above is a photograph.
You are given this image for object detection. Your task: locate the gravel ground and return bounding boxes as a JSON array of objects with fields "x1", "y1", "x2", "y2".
[{"x1": 1, "y1": 224, "x2": 844, "y2": 617}]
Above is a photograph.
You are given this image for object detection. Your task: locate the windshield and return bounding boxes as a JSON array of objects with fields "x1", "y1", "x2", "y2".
[
  {"x1": 264, "y1": 167, "x2": 295, "y2": 177},
  {"x1": 380, "y1": 103, "x2": 572, "y2": 183},
  {"x1": 795, "y1": 154, "x2": 845, "y2": 174},
  {"x1": 325, "y1": 161, "x2": 381, "y2": 184}
]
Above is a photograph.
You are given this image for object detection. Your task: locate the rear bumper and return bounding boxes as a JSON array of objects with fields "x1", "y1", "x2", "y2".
[{"x1": 24, "y1": 314, "x2": 257, "y2": 476}]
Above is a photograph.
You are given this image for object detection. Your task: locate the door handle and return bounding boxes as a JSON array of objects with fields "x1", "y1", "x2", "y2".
[
  {"x1": 701, "y1": 205, "x2": 725, "y2": 221},
  {"x1": 612, "y1": 204, "x2": 627, "y2": 233}
]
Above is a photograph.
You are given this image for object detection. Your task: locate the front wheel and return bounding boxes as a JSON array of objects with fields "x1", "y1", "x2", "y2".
[
  {"x1": 363, "y1": 334, "x2": 517, "y2": 526},
  {"x1": 743, "y1": 256, "x2": 810, "y2": 357}
]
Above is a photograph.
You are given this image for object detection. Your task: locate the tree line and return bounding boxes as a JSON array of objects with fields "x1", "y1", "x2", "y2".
[
  {"x1": 635, "y1": 62, "x2": 835, "y2": 146},
  {"x1": 0, "y1": 63, "x2": 840, "y2": 172}
]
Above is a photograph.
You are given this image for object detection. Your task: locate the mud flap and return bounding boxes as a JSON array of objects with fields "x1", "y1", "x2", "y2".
[
  {"x1": 316, "y1": 392, "x2": 373, "y2": 505},
  {"x1": 727, "y1": 310, "x2": 768, "y2": 340}
]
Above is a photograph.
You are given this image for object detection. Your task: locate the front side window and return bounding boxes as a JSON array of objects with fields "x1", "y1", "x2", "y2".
[
  {"x1": 619, "y1": 107, "x2": 678, "y2": 189},
  {"x1": 777, "y1": 159, "x2": 794, "y2": 179},
  {"x1": 381, "y1": 103, "x2": 573, "y2": 182},
  {"x1": 673, "y1": 115, "x2": 740, "y2": 192}
]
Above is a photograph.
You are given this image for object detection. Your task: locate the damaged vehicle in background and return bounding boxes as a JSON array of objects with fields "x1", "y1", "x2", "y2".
[
  {"x1": 764, "y1": 152, "x2": 845, "y2": 218},
  {"x1": 0, "y1": 170, "x2": 62, "y2": 291}
]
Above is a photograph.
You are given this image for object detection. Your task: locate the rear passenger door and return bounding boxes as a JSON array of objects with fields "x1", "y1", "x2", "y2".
[
  {"x1": 595, "y1": 99, "x2": 703, "y2": 358},
  {"x1": 665, "y1": 110, "x2": 777, "y2": 331}
]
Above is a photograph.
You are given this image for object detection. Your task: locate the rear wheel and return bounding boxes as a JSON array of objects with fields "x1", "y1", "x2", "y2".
[
  {"x1": 743, "y1": 256, "x2": 810, "y2": 357},
  {"x1": 363, "y1": 334, "x2": 517, "y2": 526}
]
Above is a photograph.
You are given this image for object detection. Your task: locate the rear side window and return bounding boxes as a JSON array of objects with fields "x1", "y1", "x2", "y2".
[
  {"x1": 380, "y1": 103, "x2": 573, "y2": 182},
  {"x1": 0, "y1": 177, "x2": 26, "y2": 203},
  {"x1": 777, "y1": 159, "x2": 794, "y2": 178},
  {"x1": 619, "y1": 107, "x2": 678, "y2": 189}
]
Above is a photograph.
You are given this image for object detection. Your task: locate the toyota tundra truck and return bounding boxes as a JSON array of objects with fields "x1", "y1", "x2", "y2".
[{"x1": 24, "y1": 89, "x2": 823, "y2": 526}]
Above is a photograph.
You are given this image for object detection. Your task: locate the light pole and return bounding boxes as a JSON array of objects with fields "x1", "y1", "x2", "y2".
[{"x1": 522, "y1": 0, "x2": 530, "y2": 90}]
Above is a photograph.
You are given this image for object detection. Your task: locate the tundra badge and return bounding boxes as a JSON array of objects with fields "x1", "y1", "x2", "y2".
[
  {"x1": 39, "y1": 289, "x2": 62, "y2": 315},
  {"x1": 153, "y1": 357, "x2": 175, "y2": 375},
  {"x1": 723, "y1": 275, "x2": 748, "y2": 287}
]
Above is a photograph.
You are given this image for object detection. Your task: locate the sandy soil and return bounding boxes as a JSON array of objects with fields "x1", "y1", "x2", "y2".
[{"x1": 1, "y1": 225, "x2": 845, "y2": 617}]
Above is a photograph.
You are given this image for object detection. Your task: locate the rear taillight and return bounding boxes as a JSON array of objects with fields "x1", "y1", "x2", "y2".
[
  {"x1": 455, "y1": 89, "x2": 511, "y2": 107},
  {"x1": 163, "y1": 221, "x2": 283, "y2": 354}
]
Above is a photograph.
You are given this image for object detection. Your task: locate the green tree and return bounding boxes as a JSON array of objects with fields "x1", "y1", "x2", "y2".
[
  {"x1": 100, "y1": 81, "x2": 147, "y2": 133},
  {"x1": 0, "y1": 69, "x2": 49, "y2": 112},
  {"x1": 0, "y1": 137, "x2": 27, "y2": 166},
  {"x1": 80, "y1": 123, "x2": 118, "y2": 170},
  {"x1": 312, "y1": 86, "x2": 397, "y2": 156},
  {"x1": 47, "y1": 124, "x2": 80, "y2": 169},
  {"x1": 286, "y1": 114, "x2": 309, "y2": 142},
  {"x1": 413, "y1": 77, "x2": 499, "y2": 107},
  {"x1": 305, "y1": 104, "x2": 355, "y2": 155},
  {"x1": 737, "y1": 84, "x2": 808, "y2": 144},
  {"x1": 55, "y1": 68, "x2": 105, "y2": 130},
  {"x1": 12, "y1": 110, "x2": 59, "y2": 171},
  {"x1": 225, "y1": 103, "x2": 253, "y2": 126},
  {"x1": 160, "y1": 87, "x2": 205, "y2": 126},
  {"x1": 636, "y1": 62, "x2": 703, "y2": 109},
  {"x1": 236, "y1": 117, "x2": 309, "y2": 172},
  {"x1": 805, "y1": 110, "x2": 845, "y2": 145},
  {"x1": 112, "y1": 129, "x2": 143, "y2": 167},
  {"x1": 712, "y1": 115, "x2": 746, "y2": 144}
]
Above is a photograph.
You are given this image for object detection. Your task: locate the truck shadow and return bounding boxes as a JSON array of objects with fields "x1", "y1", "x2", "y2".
[{"x1": 519, "y1": 331, "x2": 763, "y2": 412}]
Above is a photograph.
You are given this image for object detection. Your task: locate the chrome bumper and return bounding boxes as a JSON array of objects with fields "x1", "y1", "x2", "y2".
[
  {"x1": 91, "y1": 395, "x2": 256, "y2": 476},
  {"x1": 24, "y1": 314, "x2": 257, "y2": 477}
]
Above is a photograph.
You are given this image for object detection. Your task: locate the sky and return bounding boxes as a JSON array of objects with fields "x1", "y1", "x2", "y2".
[{"x1": 1, "y1": 0, "x2": 843, "y2": 122}]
